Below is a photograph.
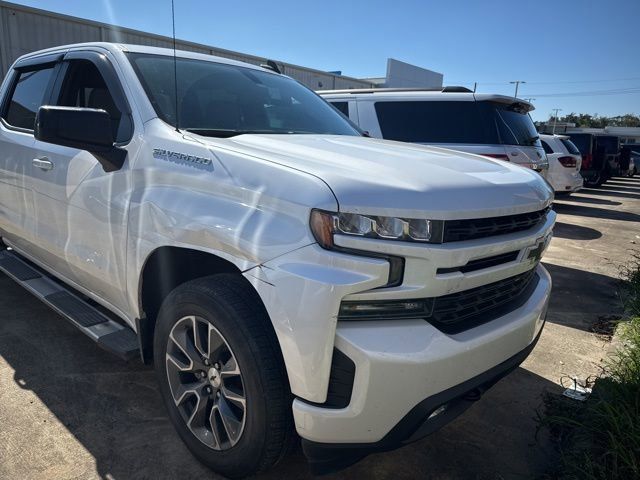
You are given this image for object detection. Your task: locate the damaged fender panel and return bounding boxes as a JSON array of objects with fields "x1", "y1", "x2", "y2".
[
  {"x1": 126, "y1": 121, "x2": 339, "y2": 319},
  {"x1": 244, "y1": 244, "x2": 389, "y2": 403}
]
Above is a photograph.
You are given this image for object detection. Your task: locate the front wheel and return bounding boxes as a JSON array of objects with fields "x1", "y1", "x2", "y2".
[{"x1": 154, "y1": 274, "x2": 294, "y2": 478}]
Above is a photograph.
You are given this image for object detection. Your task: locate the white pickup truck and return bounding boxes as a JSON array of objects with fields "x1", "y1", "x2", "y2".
[{"x1": 0, "y1": 43, "x2": 554, "y2": 478}]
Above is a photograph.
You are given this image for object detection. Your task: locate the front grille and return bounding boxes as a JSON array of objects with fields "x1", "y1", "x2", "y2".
[
  {"x1": 429, "y1": 268, "x2": 540, "y2": 334},
  {"x1": 443, "y1": 208, "x2": 549, "y2": 243}
]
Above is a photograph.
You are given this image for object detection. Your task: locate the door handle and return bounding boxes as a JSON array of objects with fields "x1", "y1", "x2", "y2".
[{"x1": 32, "y1": 157, "x2": 54, "y2": 171}]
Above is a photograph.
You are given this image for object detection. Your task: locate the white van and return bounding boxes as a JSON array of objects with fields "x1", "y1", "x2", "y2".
[{"x1": 320, "y1": 88, "x2": 549, "y2": 175}]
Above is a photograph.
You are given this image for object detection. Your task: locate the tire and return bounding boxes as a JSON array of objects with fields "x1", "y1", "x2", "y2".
[{"x1": 153, "y1": 274, "x2": 294, "y2": 478}]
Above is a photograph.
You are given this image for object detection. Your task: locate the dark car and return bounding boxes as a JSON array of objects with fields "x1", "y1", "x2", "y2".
[
  {"x1": 567, "y1": 133, "x2": 620, "y2": 186},
  {"x1": 621, "y1": 144, "x2": 640, "y2": 177}
]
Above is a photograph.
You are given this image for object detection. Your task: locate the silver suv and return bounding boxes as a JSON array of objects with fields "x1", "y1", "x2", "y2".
[{"x1": 320, "y1": 88, "x2": 549, "y2": 175}]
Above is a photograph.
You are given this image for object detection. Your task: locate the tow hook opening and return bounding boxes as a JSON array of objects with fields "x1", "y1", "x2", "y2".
[
  {"x1": 463, "y1": 387, "x2": 484, "y2": 402},
  {"x1": 427, "y1": 404, "x2": 448, "y2": 420}
]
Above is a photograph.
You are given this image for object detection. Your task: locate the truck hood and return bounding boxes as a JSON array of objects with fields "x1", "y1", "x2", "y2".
[{"x1": 204, "y1": 134, "x2": 553, "y2": 219}]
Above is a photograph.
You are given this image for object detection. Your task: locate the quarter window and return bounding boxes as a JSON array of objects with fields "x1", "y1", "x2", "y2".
[
  {"x1": 560, "y1": 138, "x2": 580, "y2": 155},
  {"x1": 330, "y1": 101, "x2": 349, "y2": 117},
  {"x1": 4, "y1": 66, "x2": 55, "y2": 130},
  {"x1": 541, "y1": 140, "x2": 554, "y2": 154}
]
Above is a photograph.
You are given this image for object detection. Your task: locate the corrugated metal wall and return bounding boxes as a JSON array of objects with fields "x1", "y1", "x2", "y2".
[{"x1": 0, "y1": 1, "x2": 373, "y2": 90}]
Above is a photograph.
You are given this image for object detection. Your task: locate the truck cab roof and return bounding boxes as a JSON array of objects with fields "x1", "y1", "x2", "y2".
[{"x1": 13, "y1": 42, "x2": 273, "y2": 74}]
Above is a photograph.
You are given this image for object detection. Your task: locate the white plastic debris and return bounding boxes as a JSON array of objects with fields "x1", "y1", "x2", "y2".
[{"x1": 562, "y1": 377, "x2": 592, "y2": 401}]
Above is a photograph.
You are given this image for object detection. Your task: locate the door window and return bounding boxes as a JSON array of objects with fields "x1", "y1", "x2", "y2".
[
  {"x1": 4, "y1": 66, "x2": 56, "y2": 130},
  {"x1": 56, "y1": 60, "x2": 130, "y2": 142}
]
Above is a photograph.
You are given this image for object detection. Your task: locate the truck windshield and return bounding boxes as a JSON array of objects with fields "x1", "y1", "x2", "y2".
[{"x1": 127, "y1": 53, "x2": 360, "y2": 137}]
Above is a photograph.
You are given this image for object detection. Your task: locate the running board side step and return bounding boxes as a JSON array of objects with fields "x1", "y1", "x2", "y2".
[{"x1": 0, "y1": 249, "x2": 138, "y2": 361}]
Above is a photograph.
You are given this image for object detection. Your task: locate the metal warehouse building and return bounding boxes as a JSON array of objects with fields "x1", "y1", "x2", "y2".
[{"x1": 0, "y1": 1, "x2": 377, "y2": 90}]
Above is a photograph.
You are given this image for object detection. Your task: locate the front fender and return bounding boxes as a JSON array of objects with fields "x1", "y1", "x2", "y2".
[{"x1": 244, "y1": 244, "x2": 389, "y2": 403}]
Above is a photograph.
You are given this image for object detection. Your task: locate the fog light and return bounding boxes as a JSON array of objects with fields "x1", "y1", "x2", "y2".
[{"x1": 338, "y1": 298, "x2": 433, "y2": 320}]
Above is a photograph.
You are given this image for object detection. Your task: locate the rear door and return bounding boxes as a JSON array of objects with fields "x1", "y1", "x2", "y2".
[{"x1": 0, "y1": 55, "x2": 60, "y2": 252}]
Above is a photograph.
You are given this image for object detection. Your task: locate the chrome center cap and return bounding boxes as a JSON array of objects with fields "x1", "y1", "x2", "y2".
[{"x1": 208, "y1": 367, "x2": 221, "y2": 388}]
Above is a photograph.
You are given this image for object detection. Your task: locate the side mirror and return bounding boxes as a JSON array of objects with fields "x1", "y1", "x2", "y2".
[{"x1": 35, "y1": 106, "x2": 126, "y2": 172}]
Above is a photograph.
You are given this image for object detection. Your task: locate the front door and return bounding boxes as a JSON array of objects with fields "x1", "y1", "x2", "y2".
[{"x1": 30, "y1": 51, "x2": 136, "y2": 315}]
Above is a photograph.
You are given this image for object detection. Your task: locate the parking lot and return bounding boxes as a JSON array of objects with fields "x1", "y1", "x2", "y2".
[{"x1": 0, "y1": 176, "x2": 638, "y2": 480}]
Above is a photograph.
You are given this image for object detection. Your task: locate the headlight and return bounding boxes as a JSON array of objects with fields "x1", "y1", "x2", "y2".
[{"x1": 310, "y1": 209, "x2": 443, "y2": 249}]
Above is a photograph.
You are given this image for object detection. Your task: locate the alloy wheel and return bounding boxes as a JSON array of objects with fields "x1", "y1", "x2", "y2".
[{"x1": 166, "y1": 315, "x2": 246, "y2": 450}]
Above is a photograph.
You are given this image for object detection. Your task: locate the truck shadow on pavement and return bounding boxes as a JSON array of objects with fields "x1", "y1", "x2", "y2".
[
  {"x1": 552, "y1": 201, "x2": 640, "y2": 222},
  {"x1": 0, "y1": 273, "x2": 564, "y2": 480},
  {"x1": 555, "y1": 195, "x2": 621, "y2": 206},
  {"x1": 579, "y1": 188, "x2": 640, "y2": 201},
  {"x1": 553, "y1": 221, "x2": 602, "y2": 241},
  {"x1": 542, "y1": 263, "x2": 622, "y2": 333},
  {"x1": 597, "y1": 184, "x2": 640, "y2": 194}
]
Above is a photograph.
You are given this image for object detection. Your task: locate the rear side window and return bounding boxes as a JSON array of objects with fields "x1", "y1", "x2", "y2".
[
  {"x1": 541, "y1": 140, "x2": 554, "y2": 154},
  {"x1": 330, "y1": 101, "x2": 349, "y2": 117},
  {"x1": 374, "y1": 101, "x2": 498, "y2": 144},
  {"x1": 493, "y1": 106, "x2": 540, "y2": 147},
  {"x1": 560, "y1": 138, "x2": 580, "y2": 155},
  {"x1": 4, "y1": 66, "x2": 55, "y2": 130}
]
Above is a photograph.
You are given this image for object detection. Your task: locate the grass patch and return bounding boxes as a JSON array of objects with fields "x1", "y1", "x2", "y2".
[{"x1": 538, "y1": 253, "x2": 640, "y2": 480}]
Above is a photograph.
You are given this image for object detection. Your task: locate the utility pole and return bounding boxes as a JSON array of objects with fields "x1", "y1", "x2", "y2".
[
  {"x1": 551, "y1": 108, "x2": 562, "y2": 134},
  {"x1": 509, "y1": 80, "x2": 526, "y2": 98}
]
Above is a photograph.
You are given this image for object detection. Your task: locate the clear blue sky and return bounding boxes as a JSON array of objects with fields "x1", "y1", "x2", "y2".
[{"x1": 10, "y1": 0, "x2": 640, "y2": 121}]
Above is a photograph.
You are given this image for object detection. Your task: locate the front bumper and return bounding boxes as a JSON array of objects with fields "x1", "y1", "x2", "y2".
[
  {"x1": 292, "y1": 263, "x2": 550, "y2": 445},
  {"x1": 300, "y1": 315, "x2": 546, "y2": 474}
]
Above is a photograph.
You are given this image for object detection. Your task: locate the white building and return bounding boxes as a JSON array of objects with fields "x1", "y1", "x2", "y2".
[
  {"x1": 363, "y1": 58, "x2": 443, "y2": 89},
  {"x1": 565, "y1": 127, "x2": 640, "y2": 144}
]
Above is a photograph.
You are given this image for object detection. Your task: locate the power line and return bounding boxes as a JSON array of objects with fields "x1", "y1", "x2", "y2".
[
  {"x1": 447, "y1": 77, "x2": 640, "y2": 87},
  {"x1": 528, "y1": 87, "x2": 640, "y2": 98},
  {"x1": 526, "y1": 76, "x2": 640, "y2": 85}
]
